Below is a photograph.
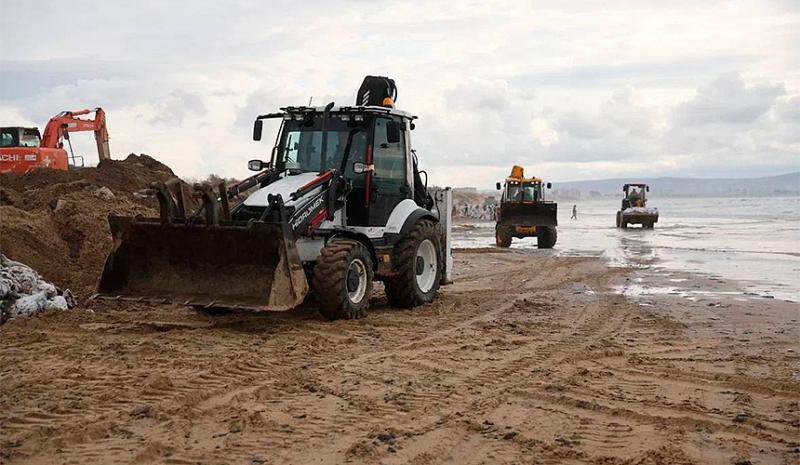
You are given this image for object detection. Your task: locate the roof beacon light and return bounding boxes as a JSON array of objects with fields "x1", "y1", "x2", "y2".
[{"x1": 383, "y1": 97, "x2": 394, "y2": 107}]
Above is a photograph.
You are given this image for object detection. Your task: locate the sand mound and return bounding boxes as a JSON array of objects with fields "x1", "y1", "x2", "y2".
[{"x1": 0, "y1": 154, "x2": 189, "y2": 301}]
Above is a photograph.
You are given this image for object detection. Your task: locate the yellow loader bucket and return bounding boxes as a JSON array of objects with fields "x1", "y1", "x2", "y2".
[{"x1": 94, "y1": 216, "x2": 308, "y2": 311}]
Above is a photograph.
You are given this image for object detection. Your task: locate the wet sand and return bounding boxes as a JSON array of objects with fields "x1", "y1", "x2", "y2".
[{"x1": 2, "y1": 249, "x2": 798, "y2": 464}]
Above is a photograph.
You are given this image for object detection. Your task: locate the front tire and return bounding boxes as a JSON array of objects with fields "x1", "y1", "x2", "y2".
[
  {"x1": 537, "y1": 226, "x2": 557, "y2": 249},
  {"x1": 495, "y1": 226, "x2": 512, "y2": 248},
  {"x1": 313, "y1": 240, "x2": 373, "y2": 320},
  {"x1": 384, "y1": 220, "x2": 443, "y2": 308}
]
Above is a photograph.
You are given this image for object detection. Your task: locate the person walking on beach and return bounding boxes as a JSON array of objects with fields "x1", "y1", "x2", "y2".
[{"x1": 571, "y1": 204, "x2": 577, "y2": 220}]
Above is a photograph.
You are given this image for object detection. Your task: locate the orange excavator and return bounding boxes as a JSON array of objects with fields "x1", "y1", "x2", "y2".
[{"x1": 0, "y1": 108, "x2": 110, "y2": 173}]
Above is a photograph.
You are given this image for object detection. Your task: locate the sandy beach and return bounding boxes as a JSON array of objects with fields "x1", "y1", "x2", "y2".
[
  {"x1": 2, "y1": 3, "x2": 799, "y2": 463},
  {"x1": 2, "y1": 246, "x2": 798, "y2": 464}
]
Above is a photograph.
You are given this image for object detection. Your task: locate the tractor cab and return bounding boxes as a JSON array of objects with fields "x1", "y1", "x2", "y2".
[
  {"x1": 622, "y1": 183, "x2": 650, "y2": 210},
  {"x1": 1, "y1": 127, "x2": 42, "y2": 148},
  {"x1": 249, "y1": 104, "x2": 419, "y2": 228},
  {"x1": 504, "y1": 179, "x2": 547, "y2": 203},
  {"x1": 497, "y1": 165, "x2": 552, "y2": 204},
  {"x1": 0, "y1": 126, "x2": 66, "y2": 172}
]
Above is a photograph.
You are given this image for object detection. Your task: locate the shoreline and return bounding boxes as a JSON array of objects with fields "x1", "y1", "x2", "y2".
[{"x1": 452, "y1": 217, "x2": 800, "y2": 303}]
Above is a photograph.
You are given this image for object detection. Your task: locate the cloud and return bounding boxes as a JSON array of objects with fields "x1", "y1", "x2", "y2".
[
  {"x1": 1, "y1": 0, "x2": 798, "y2": 187},
  {"x1": 149, "y1": 90, "x2": 208, "y2": 127},
  {"x1": 508, "y1": 54, "x2": 760, "y2": 89},
  {"x1": 660, "y1": 74, "x2": 797, "y2": 177},
  {"x1": 554, "y1": 110, "x2": 605, "y2": 140},
  {"x1": 535, "y1": 86, "x2": 663, "y2": 163},
  {"x1": 672, "y1": 72, "x2": 786, "y2": 127},
  {"x1": 0, "y1": 59, "x2": 156, "y2": 103},
  {"x1": 601, "y1": 86, "x2": 661, "y2": 139},
  {"x1": 772, "y1": 95, "x2": 799, "y2": 125},
  {"x1": 444, "y1": 78, "x2": 512, "y2": 112}
]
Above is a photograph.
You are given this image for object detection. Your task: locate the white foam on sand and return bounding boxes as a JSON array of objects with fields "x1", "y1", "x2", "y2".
[{"x1": 1, "y1": 255, "x2": 75, "y2": 321}]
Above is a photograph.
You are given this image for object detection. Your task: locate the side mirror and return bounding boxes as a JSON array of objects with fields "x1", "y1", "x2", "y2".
[
  {"x1": 248, "y1": 159, "x2": 266, "y2": 171},
  {"x1": 410, "y1": 122, "x2": 416, "y2": 131},
  {"x1": 623, "y1": 186, "x2": 626, "y2": 192},
  {"x1": 496, "y1": 182, "x2": 501, "y2": 190},
  {"x1": 353, "y1": 162, "x2": 374, "y2": 174},
  {"x1": 253, "y1": 119, "x2": 263, "y2": 141},
  {"x1": 546, "y1": 182, "x2": 552, "y2": 189},
  {"x1": 646, "y1": 186, "x2": 650, "y2": 192},
  {"x1": 386, "y1": 121, "x2": 400, "y2": 143}
]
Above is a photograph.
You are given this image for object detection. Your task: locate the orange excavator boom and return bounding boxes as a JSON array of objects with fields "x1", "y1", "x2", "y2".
[{"x1": 40, "y1": 107, "x2": 111, "y2": 161}]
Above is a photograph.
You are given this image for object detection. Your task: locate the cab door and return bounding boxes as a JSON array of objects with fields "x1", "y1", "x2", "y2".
[{"x1": 367, "y1": 116, "x2": 409, "y2": 226}]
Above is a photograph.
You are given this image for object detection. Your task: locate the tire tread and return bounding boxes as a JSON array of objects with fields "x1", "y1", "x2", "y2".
[
  {"x1": 384, "y1": 220, "x2": 442, "y2": 308},
  {"x1": 312, "y1": 240, "x2": 372, "y2": 320}
]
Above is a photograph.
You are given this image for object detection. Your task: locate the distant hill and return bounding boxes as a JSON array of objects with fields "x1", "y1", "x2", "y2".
[{"x1": 542, "y1": 172, "x2": 800, "y2": 198}]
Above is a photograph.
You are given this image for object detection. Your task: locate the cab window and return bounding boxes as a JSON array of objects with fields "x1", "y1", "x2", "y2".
[
  {"x1": 1, "y1": 129, "x2": 17, "y2": 147},
  {"x1": 20, "y1": 129, "x2": 41, "y2": 147},
  {"x1": 505, "y1": 184, "x2": 521, "y2": 202},
  {"x1": 372, "y1": 117, "x2": 406, "y2": 191}
]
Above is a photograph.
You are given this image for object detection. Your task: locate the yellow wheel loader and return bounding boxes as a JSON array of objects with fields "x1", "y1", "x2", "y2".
[{"x1": 494, "y1": 166, "x2": 557, "y2": 248}]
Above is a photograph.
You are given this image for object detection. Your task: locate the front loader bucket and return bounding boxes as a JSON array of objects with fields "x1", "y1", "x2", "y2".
[
  {"x1": 94, "y1": 216, "x2": 308, "y2": 311},
  {"x1": 500, "y1": 202, "x2": 558, "y2": 227}
]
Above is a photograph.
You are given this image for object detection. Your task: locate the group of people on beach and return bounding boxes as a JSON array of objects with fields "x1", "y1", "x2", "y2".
[
  {"x1": 452, "y1": 202, "x2": 581, "y2": 221},
  {"x1": 452, "y1": 203, "x2": 497, "y2": 221}
]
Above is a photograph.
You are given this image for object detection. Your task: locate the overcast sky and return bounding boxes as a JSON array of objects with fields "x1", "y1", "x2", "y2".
[{"x1": 1, "y1": 0, "x2": 798, "y2": 188}]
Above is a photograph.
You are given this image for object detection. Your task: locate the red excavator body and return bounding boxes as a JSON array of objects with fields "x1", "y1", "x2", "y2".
[{"x1": 0, "y1": 108, "x2": 110, "y2": 173}]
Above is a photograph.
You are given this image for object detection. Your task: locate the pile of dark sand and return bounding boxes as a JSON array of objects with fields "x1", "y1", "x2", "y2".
[{"x1": 0, "y1": 154, "x2": 189, "y2": 301}]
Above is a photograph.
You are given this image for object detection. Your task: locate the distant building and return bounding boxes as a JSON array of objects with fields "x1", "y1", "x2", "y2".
[
  {"x1": 454, "y1": 187, "x2": 478, "y2": 194},
  {"x1": 551, "y1": 188, "x2": 581, "y2": 200}
]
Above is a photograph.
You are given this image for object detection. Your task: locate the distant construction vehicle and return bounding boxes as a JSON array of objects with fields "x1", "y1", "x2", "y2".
[
  {"x1": 0, "y1": 108, "x2": 110, "y2": 173},
  {"x1": 494, "y1": 165, "x2": 557, "y2": 248},
  {"x1": 95, "y1": 76, "x2": 452, "y2": 320},
  {"x1": 616, "y1": 183, "x2": 658, "y2": 228}
]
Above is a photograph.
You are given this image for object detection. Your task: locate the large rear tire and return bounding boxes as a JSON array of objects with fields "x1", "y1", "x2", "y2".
[
  {"x1": 537, "y1": 226, "x2": 557, "y2": 249},
  {"x1": 495, "y1": 226, "x2": 512, "y2": 248},
  {"x1": 384, "y1": 220, "x2": 443, "y2": 308},
  {"x1": 313, "y1": 240, "x2": 373, "y2": 320}
]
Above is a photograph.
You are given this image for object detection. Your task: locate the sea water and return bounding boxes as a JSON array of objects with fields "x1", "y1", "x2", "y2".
[{"x1": 451, "y1": 197, "x2": 800, "y2": 301}]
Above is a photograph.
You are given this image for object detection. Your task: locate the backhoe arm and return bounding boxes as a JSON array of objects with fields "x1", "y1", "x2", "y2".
[{"x1": 41, "y1": 108, "x2": 111, "y2": 161}]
